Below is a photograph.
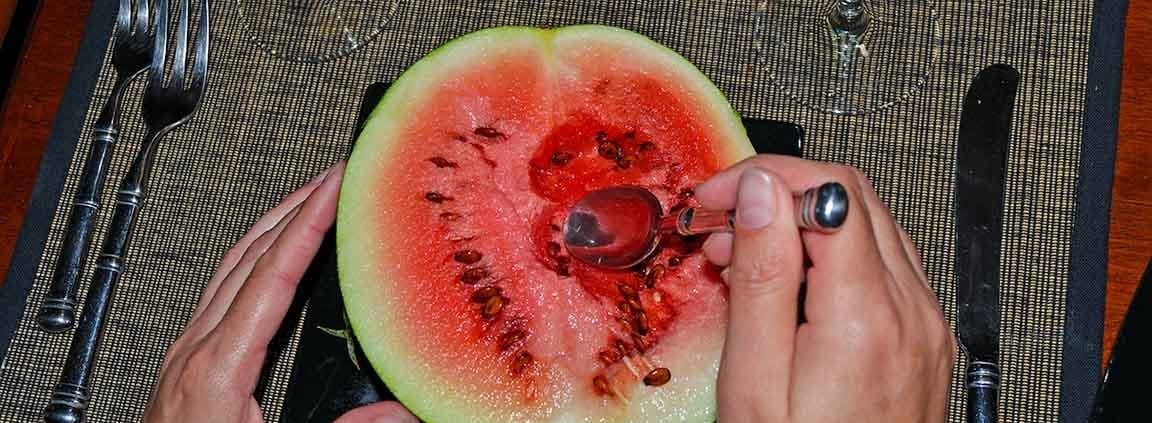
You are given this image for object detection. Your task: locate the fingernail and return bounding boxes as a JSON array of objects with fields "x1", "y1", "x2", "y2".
[
  {"x1": 315, "y1": 161, "x2": 347, "y2": 185},
  {"x1": 309, "y1": 167, "x2": 333, "y2": 184},
  {"x1": 735, "y1": 168, "x2": 776, "y2": 229},
  {"x1": 326, "y1": 160, "x2": 346, "y2": 179},
  {"x1": 720, "y1": 268, "x2": 731, "y2": 284}
]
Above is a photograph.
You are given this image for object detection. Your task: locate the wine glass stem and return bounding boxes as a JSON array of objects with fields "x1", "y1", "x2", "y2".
[{"x1": 830, "y1": 0, "x2": 870, "y2": 36}]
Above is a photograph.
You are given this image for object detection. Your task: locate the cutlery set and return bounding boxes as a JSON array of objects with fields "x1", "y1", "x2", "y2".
[
  {"x1": 34, "y1": 1, "x2": 210, "y2": 422},
  {"x1": 22, "y1": 0, "x2": 1026, "y2": 421}
]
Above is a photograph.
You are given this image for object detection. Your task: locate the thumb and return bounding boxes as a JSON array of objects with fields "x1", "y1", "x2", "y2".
[
  {"x1": 718, "y1": 167, "x2": 804, "y2": 418},
  {"x1": 333, "y1": 401, "x2": 420, "y2": 423}
]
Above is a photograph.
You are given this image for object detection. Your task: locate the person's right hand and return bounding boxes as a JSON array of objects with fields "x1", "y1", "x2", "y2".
[{"x1": 695, "y1": 155, "x2": 955, "y2": 422}]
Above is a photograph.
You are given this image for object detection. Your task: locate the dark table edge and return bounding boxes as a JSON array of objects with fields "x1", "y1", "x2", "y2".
[
  {"x1": 0, "y1": 0, "x2": 114, "y2": 364},
  {"x1": 1062, "y1": 0, "x2": 1130, "y2": 421},
  {"x1": 0, "y1": 1, "x2": 1125, "y2": 421}
]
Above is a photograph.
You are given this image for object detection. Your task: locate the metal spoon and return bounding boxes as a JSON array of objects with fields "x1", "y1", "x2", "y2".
[{"x1": 563, "y1": 182, "x2": 849, "y2": 269}]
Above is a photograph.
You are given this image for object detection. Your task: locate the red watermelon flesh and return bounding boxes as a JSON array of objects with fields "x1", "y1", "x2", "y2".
[{"x1": 338, "y1": 25, "x2": 755, "y2": 422}]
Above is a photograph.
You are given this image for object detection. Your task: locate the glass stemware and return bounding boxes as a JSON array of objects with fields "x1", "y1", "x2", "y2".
[
  {"x1": 756, "y1": 0, "x2": 945, "y2": 115},
  {"x1": 237, "y1": 0, "x2": 399, "y2": 64}
]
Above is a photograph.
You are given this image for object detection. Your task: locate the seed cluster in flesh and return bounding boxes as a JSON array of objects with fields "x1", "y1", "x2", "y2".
[
  {"x1": 420, "y1": 122, "x2": 712, "y2": 402},
  {"x1": 528, "y1": 125, "x2": 718, "y2": 401},
  {"x1": 420, "y1": 125, "x2": 541, "y2": 381}
]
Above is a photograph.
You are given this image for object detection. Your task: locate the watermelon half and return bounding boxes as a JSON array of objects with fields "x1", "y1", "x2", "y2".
[{"x1": 338, "y1": 25, "x2": 756, "y2": 422}]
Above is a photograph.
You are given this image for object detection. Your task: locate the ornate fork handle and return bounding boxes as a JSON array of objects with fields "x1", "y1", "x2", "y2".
[
  {"x1": 45, "y1": 134, "x2": 163, "y2": 423},
  {"x1": 37, "y1": 77, "x2": 136, "y2": 332}
]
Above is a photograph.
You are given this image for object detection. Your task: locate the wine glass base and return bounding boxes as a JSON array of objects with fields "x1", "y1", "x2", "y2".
[
  {"x1": 238, "y1": 0, "x2": 400, "y2": 64},
  {"x1": 755, "y1": 0, "x2": 945, "y2": 116}
]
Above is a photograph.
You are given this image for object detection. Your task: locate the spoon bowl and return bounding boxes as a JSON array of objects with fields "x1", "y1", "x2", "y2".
[{"x1": 563, "y1": 186, "x2": 664, "y2": 269}]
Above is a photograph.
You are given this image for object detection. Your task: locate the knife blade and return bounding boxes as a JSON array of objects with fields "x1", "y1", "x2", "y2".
[{"x1": 955, "y1": 63, "x2": 1020, "y2": 423}]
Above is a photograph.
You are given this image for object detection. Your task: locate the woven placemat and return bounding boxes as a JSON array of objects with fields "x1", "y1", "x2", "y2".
[{"x1": 0, "y1": 0, "x2": 1123, "y2": 421}]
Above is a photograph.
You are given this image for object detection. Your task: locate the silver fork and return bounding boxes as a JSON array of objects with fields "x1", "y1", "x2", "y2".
[
  {"x1": 37, "y1": 0, "x2": 155, "y2": 333},
  {"x1": 44, "y1": 0, "x2": 209, "y2": 421}
]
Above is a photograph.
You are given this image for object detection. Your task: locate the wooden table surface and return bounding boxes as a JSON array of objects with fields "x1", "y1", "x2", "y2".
[{"x1": 1, "y1": 2, "x2": 1149, "y2": 365}]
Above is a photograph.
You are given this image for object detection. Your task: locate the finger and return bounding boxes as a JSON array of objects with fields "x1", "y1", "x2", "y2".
[
  {"x1": 190, "y1": 166, "x2": 333, "y2": 320},
  {"x1": 695, "y1": 154, "x2": 835, "y2": 210},
  {"x1": 895, "y1": 223, "x2": 943, "y2": 324},
  {"x1": 186, "y1": 205, "x2": 302, "y2": 334},
  {"x1": 847, "y1": 174, "x2": 937, "y2": 315},
  {"x1": 851, "y1": 175, "x2": 920, "y2": 289},
  {"x1": 695, "y1": 155, "x2": 883, "y2": 266},
  {"x1": 894, "y1": 222, "x2": 929, "y2": 284},
  {"x1": 717, "y1": 167, "x2": 804, "y2": 418},
  {"x1": 217, "y1": 161, "x2": 344, "y2": 354},
  {"x1": 696, "y1": 155, "x2": 891, "y2": 314},
  {"x1": 702, "y1": 232, "x2": 733, "y2": 267},
  {"x1": 333, "y1": 402, "x2": 420, "y2": 423}
]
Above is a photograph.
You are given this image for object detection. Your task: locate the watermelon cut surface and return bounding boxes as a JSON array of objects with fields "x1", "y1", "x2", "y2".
[{"x1": 338, "y1": 25, "x2": 756, "y2": 422}]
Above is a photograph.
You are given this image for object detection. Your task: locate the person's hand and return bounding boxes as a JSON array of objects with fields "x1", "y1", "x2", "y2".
[
  {"x1": 696, "y1": 155, "x2": 955, "y2": 422},
  {"x1": 143, "y1": 162, "x2": 417, "y2": 423}
]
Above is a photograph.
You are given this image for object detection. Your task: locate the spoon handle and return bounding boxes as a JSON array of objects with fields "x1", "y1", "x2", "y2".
[
  {"x1": 669, "y1": 208, "x2": 734, "y2": 235},
  {"x1": 671, "y1": 182, "x2": 849, "y2": 235}
]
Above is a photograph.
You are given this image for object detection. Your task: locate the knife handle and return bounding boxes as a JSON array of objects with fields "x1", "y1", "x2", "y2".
[{"x1": 966, "y1": 361, "x2": 1000, "y2": 423}]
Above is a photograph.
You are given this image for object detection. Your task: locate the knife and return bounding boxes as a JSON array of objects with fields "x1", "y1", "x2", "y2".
[{"x1": 955, "y1": 63, "x2": 1020, "y2": 423}]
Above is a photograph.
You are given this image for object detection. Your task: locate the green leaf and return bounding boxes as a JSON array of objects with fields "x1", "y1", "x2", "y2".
[
  {"x1": 316, "y1": 325, "x2": 360, "y2": 370},
  {"x1": 317, "y1": 326, "x2": 349, "y2": 340}
]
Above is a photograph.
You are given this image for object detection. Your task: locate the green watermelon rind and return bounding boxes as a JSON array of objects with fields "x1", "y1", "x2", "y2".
[{"x1": 338, "y1": 24, "x2": 754, "y2": 423}]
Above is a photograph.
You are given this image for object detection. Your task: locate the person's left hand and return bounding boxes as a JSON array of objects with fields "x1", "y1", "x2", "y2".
[{"x1": 143, "y1": 162, "x2": 418, "y2": 423}]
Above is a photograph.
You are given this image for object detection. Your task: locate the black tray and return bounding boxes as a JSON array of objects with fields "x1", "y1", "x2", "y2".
[{"x1": 273, "y1": 82, "x2": 806, "y2": 422}]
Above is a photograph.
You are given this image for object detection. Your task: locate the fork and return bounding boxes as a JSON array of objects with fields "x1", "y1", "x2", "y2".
[
  {"x1": 37, "y1": 0, "x2": 155, "y2": 333},
  {"x1": 44, "y1": 0, "x2": 209, "y2": 421}
]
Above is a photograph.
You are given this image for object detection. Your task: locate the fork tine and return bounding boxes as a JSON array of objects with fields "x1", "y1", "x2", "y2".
[
  {"x1": 189, "y1": 0, "x2": 209, "y2": 92},
  {"x1": 171, "y1": 0, "x2": 190, "y2": 87},
  {"x1": 134, "y1": 0, "x2": 149, "y2": 37},
  {"x1": 117, "y1": 0, "x2": 131, "y2": 35},
  {"x1": 149, "y1": 0, "x2": 168, "y2": 92}
]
